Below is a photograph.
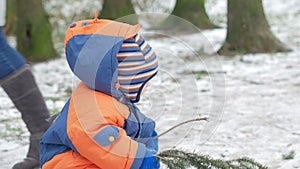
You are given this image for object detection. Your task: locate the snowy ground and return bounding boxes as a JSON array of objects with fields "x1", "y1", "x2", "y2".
[{"x1": 1, "y1": 0, "x2": 300, "y2": 168}]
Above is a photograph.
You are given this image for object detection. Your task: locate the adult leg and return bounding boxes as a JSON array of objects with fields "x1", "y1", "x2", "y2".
[{"x1": 0, "y1": 27, "x2": 50, "y2": 169}]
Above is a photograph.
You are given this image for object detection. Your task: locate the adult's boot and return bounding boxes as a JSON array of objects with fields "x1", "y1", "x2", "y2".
[{"x1": 1, "y1": 65, "x2": 50, "y2": 169}]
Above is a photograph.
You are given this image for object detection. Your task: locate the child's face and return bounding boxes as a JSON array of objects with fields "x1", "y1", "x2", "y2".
[{"x1": 141, "y1": 82, "x2": 151, "y2": 95}]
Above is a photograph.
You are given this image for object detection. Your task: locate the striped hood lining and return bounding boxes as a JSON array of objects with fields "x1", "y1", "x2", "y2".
[{"x1": 117, "y1": 34, "x2": 158, "y2": 102}]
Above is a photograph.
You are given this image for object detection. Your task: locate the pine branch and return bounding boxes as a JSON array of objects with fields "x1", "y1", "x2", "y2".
[{"x1": 157, "y1": 149, "x2": 269, "y2": 169}]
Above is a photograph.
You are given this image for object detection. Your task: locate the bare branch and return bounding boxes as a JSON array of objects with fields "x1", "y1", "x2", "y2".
[{"x1": 154, "y1": 117, "x2": 208, "y2": 139}]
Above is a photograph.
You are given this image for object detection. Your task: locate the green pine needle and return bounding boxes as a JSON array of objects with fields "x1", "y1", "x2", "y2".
[{"x1": 157, "y1": 149, "x2": 268, "y2": 169}]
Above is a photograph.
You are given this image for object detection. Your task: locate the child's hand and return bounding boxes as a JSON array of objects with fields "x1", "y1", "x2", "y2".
[
  {"x1": 145, "y1": 131, "x2": 158, "y2": 152},
  {"x1": 140, "y1": 149, "x2": 160, "y2": 169}
]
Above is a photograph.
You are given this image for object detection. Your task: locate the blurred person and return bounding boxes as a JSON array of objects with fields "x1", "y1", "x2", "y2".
[
  {"x1": 0, "y1": 0, "x2": 50, "y2": 168},
  {"x1": 40, "y1": 13, "x2": 160, "y2": 169}
]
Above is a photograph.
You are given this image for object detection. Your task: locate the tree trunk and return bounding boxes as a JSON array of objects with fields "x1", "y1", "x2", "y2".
[
  {"x1": 15, "y1": 0, "x2": 58, "y2": 62},
  {"x1": 4, "y1": 0, "x2": 17, "y2": 36},
  {"x1": 171, "y1": 0, "x2": 217, "y2": 29},
  {"x1": 100, "y1": 0, "x2": 137, "y2": 24},
  {"x1": 218, "y1": 0, "x2": 290, "y2": 55}
]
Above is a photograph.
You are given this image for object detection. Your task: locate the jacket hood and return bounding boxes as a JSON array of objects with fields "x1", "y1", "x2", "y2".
[{"x1": 64, "y1": 17, "x2": 158, "y2": 102}]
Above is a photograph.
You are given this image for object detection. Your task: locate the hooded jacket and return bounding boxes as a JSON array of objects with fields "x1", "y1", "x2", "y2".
[{"x1": 40, "y1": 17, "x2": 158, "y2": 169}]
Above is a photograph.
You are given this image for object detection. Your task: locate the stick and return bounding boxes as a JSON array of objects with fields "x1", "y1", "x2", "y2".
[{"x1": 154, "y1": 117, "x2": 208, "y2": 139}]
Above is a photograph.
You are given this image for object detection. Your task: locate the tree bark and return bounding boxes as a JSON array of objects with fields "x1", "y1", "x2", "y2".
[
  {"x1": 15, "y1": 0, "x2": 58, "y2": 62},
  {"x1": 171, "y1": 0, "x2": 217, "y2": 29},
  {"x1": 100, "y1": 0, "x2": 137, "y2": 24},
  {"x1": 4, "y1": 0, "x2": 17, "y2": 35},
  {"x1": 218, "y1": 0, "x2": 290, "y2": 55}
]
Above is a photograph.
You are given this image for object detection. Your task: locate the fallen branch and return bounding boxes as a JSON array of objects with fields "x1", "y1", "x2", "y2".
[
  {"x1": 154, "y1": 117, "x2": 208, "y2": 139},
  {"x1": 157, "y1": 149, "x2": 268, "y2": 169}
]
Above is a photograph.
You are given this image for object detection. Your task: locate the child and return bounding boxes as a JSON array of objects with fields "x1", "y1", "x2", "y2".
[{"x1": 40, "y1": 13, "x2": 160, "y2": 169}]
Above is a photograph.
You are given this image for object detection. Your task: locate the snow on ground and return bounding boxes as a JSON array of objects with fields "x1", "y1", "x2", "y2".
[{"x1": 1, "y1": 0, "x2": 300, "y2": 168}]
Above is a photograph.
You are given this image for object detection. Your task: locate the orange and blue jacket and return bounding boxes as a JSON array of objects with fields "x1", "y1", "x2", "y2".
[{"x1": 40, "y1": 18, "x2": 158, "y2": 169}]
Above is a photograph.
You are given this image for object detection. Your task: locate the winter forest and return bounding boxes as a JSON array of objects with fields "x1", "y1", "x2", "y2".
[{"x1": 0, "y1": 0, "x2": 299, "y2": 169}]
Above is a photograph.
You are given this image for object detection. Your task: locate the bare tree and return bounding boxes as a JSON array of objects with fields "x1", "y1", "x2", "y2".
[
  {"x1": 15, "y1": 0, "x2": 58, "y2": 62},
  {"x1": 218, "y1": 0, "x2": 290, "y2": 55},
  {"x1": 171, "y1": 0, "x2": 217, "y2": 29},
  {"x1": 100, "y1": 0, "x2": 137, "y2": 24},
  {"x1": 4, "y1": 0, "x2": 17, "y2": 35},
  {"x1": 151, "y1": 0, "x2": 217, "y2": 33}
]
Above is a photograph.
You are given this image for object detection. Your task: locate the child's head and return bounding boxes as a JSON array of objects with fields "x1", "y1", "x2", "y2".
[{"x1": 64, "y1": 15, "x2": 158, "y2": 103}]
